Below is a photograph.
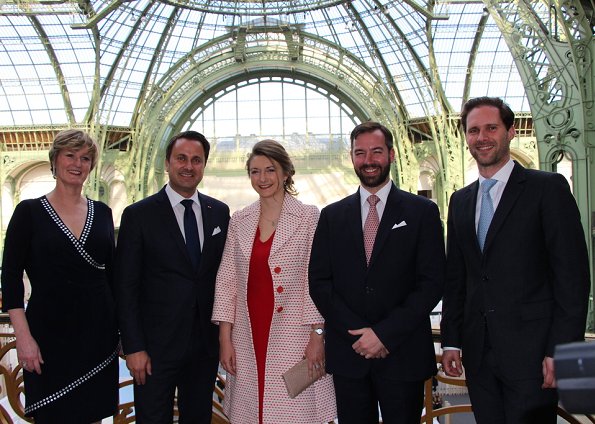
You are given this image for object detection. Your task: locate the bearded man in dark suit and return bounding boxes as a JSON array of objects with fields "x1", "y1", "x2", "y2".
[{"x1": 309, "y1": 121, "x2": 445, "y2": 423}]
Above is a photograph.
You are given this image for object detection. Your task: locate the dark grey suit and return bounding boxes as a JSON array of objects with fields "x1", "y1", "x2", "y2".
[
  {"x1": 441, "y1": 162, "x2": 590, "y2": 422},
  {"x1": 115, "y1": 186, "x2": 229, "y2": 423}
]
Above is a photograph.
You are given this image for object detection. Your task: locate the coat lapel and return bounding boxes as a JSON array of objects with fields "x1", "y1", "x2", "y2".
[
  {"x1": 236, "y1": 201, "x2": 260, "y2": 260},
  {"x1": 270, "y1": 195, "x2": 304, "y2": 258},
  {"x1": 198, "y1": 191, "x2": 219, "y2": 266},
  {"x1": 368, "y1": 184, "x2": 401, "y2": 268},
  {"x1": 483, "y1": 163, "x2": 526, "y2": 253},
  {"x1": 156, "y1": 188, "x2": 191, "y2": 264},
  {"x1": 347, "y1": 190, "x2": 366, "y2": 266},
  {"x1": 459, "y1": 181, "x2": 481, "y2": 254},
  {"x1": 231, "y1": 196, "x2": 311, "y2": 261}
]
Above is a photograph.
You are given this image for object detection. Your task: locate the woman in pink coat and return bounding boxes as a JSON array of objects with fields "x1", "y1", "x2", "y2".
[{"x1": 212, "y1": 140, "x2": 336, "y2": 424}]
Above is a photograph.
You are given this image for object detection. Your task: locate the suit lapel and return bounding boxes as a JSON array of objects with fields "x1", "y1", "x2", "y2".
[
  {"x1": 156, "y1": 188, "x2": 191, "y2": 264},
  {"x1": 483, "y1": 163, "x2": 526, "y2": 253},
  {"x1": 347, "y1": 191, "x2": 366, "y2": 266},
  {"x1": 368, "y1": 184, "x2": 401, "y2": 267},
  {"x1": 459, "y1": 181, "x2": 482, "y2": 254},
  {"x1": 198, "y1": 192, "x2": 217, "y2": 265}
]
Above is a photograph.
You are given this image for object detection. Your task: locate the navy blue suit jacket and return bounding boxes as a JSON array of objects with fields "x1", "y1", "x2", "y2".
[
  {"x1": 115, "y1": 187, "x2": 230, "y2": 361},
  {"x1": 309, "y1": 183, "x2": 445, "y2": 381},
  {"x1": 441, "y1": 163, "x2": 589, "y2": 379}
]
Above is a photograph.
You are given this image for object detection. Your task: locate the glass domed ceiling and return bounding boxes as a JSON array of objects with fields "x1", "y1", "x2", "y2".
[
  {"x1": 162, "y1": 0, "x2": 348, "y2": 15},
  {"x1": 0, "y1": 0, "x2": 531, "y2": 127}
]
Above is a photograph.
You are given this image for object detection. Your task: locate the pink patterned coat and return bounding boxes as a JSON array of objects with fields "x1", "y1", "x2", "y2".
[{"x1": 212, "y1": 194, "x2": 336, "y2": 424}]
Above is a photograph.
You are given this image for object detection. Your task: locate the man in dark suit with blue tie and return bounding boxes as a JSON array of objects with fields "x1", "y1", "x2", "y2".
[
  {"x1": 115, "y1": 131, "x2": 230, "y2": 423},
  {"x1": 441, "y1": 97, "x2": 590, "y2": 423},
  {"x1": 309, "y1": 121, "x2": 445, "y2": 423}
]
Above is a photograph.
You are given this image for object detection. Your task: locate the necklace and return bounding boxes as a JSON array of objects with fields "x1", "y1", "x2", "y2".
[
  {"x1": 261, "y1": 214, "x2": 279, "y2": 228},
  {"x1": 261, "y1": 216, "x2": 278, "y2": 228}
]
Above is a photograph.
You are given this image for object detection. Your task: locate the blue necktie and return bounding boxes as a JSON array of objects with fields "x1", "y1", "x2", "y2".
[
  {"x1": 477, "y1": 179, "x2": 497, "y2": 251},
  {"x1": 181, "y1": 199, "x2": 201, "y2": 269}
]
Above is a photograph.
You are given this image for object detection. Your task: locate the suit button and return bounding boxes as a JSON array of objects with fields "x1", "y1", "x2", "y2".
[
  {"x1": 274, "y1": 266, "x2": 281, "y2": 274},
  {"x1": 277, "y1": 286, "x2": 284, "y2": 293},
  {"x1": 482, "y1": 276, "x2": 489, "y2": 282},
  {"x1": 277, "y1": 306, "x2": 284, "y2": 313}
]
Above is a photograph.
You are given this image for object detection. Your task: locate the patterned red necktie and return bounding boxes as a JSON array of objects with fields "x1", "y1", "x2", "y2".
[{"x1": 363, "y1": 194, "x2": 380, "y2": 265}]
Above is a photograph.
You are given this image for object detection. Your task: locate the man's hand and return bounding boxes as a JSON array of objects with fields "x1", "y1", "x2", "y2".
[
  {"x1": 441, "y1": 350, "x2": 463, "y2": 377},
  {"x1": 348, "y1": 327, "x2": 388, "y2": 359},
  {"x1": 542, "y1": 356, "x2": 556, "y2": 388},
  {"x1": 126, "y1": 351, "x2": 152, "y2": 385}
]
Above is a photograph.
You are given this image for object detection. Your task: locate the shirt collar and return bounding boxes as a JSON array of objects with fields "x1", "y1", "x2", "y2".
[
  {"x1": 478, "y1": 159, "x2": 514, "y2": 185},
  {"x1": 359, "y1": 179, "x2": 392, "y2": 207},
  {"x1": 165, "y1": 184, "x2": 199, "y2": 207}
]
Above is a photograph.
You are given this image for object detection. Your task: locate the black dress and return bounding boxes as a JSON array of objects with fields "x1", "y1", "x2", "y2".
[{"x1": 1, "y1": 196, "x2": 119, "y2": 423}]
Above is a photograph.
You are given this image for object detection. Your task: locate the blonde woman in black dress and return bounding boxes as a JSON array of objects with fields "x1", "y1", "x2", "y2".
[{"x1": 1, "y1": 129, "x2": 119, "y2": 423}]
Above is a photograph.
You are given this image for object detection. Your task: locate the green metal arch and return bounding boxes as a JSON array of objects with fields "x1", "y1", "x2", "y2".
[
  {"x1": 130, "y1": 30, "x2": 407, "y2": 199},
  {"x1": 149, "y1": 71, "x2": 368, "y2": 182}
]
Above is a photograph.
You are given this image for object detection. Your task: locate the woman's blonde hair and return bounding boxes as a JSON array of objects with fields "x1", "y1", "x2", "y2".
[{"x1": 48, "y1": 129, "x2": 99, "y2": 174}]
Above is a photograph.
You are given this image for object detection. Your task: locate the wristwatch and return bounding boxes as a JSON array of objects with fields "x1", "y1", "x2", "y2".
[{"x1": 312, "y1": 328, "x2": 325, "y2": 336}]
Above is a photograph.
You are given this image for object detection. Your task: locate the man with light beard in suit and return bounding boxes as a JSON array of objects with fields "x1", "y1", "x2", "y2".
[{"x1": 441, "y1": 97, "x2": 589, "y2": 423}]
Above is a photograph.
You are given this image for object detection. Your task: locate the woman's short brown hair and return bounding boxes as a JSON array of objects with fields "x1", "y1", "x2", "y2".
[{"x1": 246, "y1": 139, "x2": 298, "y2": 196}]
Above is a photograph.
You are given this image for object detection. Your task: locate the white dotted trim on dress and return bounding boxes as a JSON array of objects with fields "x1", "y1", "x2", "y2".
[
  {"x1": 40, "y1": 197, "x2": 105, "y2": 270},
  {"x1": 24, "y1": 346, "x2": 119, "y2": 415}
]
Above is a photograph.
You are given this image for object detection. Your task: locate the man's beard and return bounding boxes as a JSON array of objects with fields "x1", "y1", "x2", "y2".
[{"x1": 355, "y1": 163, "x2": 391, "y2": 188}]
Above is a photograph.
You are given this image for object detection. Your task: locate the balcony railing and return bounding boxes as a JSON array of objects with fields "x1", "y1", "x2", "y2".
[{"x1": 0, "y1": 317, "x2": 593, "y2": 423}]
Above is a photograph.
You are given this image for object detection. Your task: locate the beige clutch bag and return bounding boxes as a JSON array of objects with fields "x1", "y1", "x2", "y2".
[{"x1": 282, "y1": 358, "x2": 323, "y2": 398}]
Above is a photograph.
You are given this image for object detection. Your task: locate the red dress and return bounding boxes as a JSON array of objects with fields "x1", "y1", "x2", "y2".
[{"x1": 247, "y1": 227, "x2": 275, "y2": 424}]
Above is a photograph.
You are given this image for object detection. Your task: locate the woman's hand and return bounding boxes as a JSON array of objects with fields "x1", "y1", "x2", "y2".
[
  {"x1": 219, "y1": 322, "x2": 236, "y2": 376},
  {"x1": 16, "y1": 331, "x2": 44, "y2": 374},
  {"x1": 9, "y1": 308, "x2": 44, "y2": 374},
  {"x1": 220, "y1": 339, "x2": 236, "y2": 376},
  {"x1": 304, "y1": 328, "x2": 326, "y2": 380}
]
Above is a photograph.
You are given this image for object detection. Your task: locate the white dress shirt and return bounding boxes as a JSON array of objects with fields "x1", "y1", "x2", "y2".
[
  {"x1": 474, "y1": 159, "x2": 515, "y2": 232},
  {"x1": 165, "y1": 184, "x2": 204, "y2": 250},
  {"x1": 359, "y1": 180, "x2": 392, "y2": 229}
]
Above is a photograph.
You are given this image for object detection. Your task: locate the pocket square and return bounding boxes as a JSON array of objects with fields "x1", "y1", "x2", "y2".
[
  {"x1": 392, "y1": 221, "x2": 407, "y2": 229},
  {"x1": 212, "y1": 226, "x2": 221, "y2": 236}
]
